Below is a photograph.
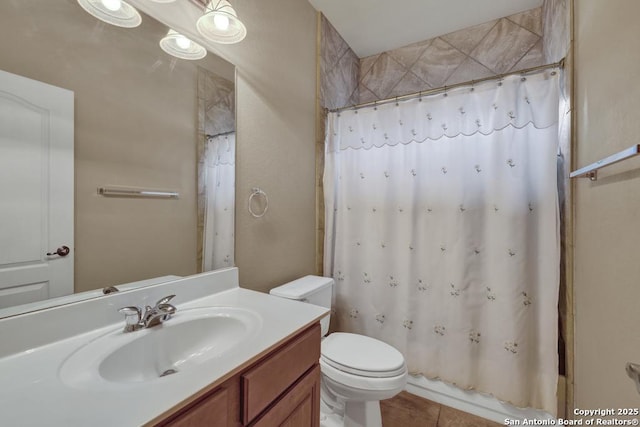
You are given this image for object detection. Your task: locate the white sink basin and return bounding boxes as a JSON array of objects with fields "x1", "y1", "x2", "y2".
[{"x1": 59, "y1": 306, "x2": 262, "y2": 390}]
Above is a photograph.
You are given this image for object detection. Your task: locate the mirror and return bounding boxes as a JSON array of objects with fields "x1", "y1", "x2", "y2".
[{"x1": 0, "y1": 0, "x2": 235, "y2": 317}]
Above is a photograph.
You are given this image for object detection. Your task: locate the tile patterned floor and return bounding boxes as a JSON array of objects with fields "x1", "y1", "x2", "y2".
[{"x1": 380, "y1": 392, "x2": 501, "y2": 427}]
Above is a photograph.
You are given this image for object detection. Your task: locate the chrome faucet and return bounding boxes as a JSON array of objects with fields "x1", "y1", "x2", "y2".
[{"x1": 118, "y1": 295, "x2": 177, "y2": 332}]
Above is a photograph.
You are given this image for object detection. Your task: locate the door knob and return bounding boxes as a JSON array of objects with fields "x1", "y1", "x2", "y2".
[{"x1": 47, "y1": 246, "x2": 70, "y2": 257}]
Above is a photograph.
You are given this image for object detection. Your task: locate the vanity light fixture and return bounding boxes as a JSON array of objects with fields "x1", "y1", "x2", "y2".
[
  {"x1": 76, "y1": 0, "x2": 142, "y2": 28},
  {"x1": 160, "y1": 30, "x2": 207, "y2": 60},
  {"x1": 196, "y1": 0, "x2": 247, "y2": 44}
]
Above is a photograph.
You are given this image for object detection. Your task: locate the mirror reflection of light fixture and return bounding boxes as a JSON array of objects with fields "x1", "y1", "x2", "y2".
[
  {"x1": 76, "y1": 0, "x2": 142, "y2": 28},
  {"x1": 160, "y1": 30, "x2": 207, "y2": 60},
  {"x1": 196, "y1": 0, "x2": 247, "y2": 44}
]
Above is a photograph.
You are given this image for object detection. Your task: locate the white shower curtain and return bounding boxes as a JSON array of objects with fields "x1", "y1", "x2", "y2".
[
  {"x1": 324, "y1": 69, "x2": 561, "y2": 413},
  {"x1": 203, "y1": 133, "x2": 235, "y2": 271}
]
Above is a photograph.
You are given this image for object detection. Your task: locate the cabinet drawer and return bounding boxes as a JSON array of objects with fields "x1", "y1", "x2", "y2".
[{"x1": 242, "y1": 324, "x2": 320, "y2": 425}]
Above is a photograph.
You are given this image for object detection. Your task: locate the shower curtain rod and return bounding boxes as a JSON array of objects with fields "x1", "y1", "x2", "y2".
[
  {"x1": 328, "y1": 58, "x2": 565, "y2": 114},
  {"x1": 206, "y1": 130, "x2": 235, "y2": 138}
]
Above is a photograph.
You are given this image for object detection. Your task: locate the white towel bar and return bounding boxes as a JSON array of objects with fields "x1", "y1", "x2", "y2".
[
  {"x1": 570, "y1": 144, "x2": 640, "y2": 181},
  {"x1": 97, "y1": 186, "x2": 179, "y2": 199}
]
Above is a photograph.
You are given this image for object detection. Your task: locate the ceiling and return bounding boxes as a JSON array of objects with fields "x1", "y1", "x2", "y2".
[{"x1": 307, "y1": 0, "x2": 543, "y2": 58}]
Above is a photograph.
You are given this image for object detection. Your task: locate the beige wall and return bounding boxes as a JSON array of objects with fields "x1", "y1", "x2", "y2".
[
  {"x1": 574, "y1": 0, "x2": 640, "y2": 408},
  {"x1": 0, "y1": 0, "x2": 234, "y2": 293},
  {"x1": 210, "y1": 0, "x2": 319, "y2": 292},
  {"x1": 3, "y1": 0, "x2": 320, "y2": 295}
]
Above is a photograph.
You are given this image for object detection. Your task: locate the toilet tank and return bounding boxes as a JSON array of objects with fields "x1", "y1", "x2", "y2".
[{"x1": 269, "y1": 275, "x2": 333, "y2": 336}]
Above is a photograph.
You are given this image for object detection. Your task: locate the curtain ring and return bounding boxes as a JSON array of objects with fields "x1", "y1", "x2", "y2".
[
  {"x1": 418, "y1": 91, "x2": 423, "y2": 102},
  {"x1": 248, "y1": 187, "x2": 268, "y2": 218},
  {"x1": 374, "y1": 101, "x2": 378, "y2": 111},
  {"x1": 395, "y1": 96, "x2": 399, "y2": 107}
]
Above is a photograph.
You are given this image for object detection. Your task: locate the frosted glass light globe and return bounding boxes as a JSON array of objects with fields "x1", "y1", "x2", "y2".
[
  {"x1": 196, "y1": 0, "x2": 246, "y2": 44},
  {"x1": 213, "y1": 14, "x2": 230, "y2": 31},
  {"x1": 160, "y1": 29, "x2": 207, "y2": 60},
  {"x1": 101, "y1": 0, "x2": 122, "y2": 11},
  {"x1": 175, "y1": 35, "x2": 192, "y2": 50}
]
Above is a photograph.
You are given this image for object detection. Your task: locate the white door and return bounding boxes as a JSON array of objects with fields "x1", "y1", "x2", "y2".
[{"x1": 0, "y1": 69, "x2": 74, "y2": 309}]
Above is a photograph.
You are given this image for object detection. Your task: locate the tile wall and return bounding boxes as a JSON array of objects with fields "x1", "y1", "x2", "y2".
[
  {"x1": 358, "y1": 7, "x2": 544, "y2": 103},
  {"x1": 542, "y1": 0, "x2": 571, "y2": 409},
  {"x1": 317, "y1": 15, "x2": 361, "y2": 273},
  {"x1": 196, "y1": 68, "x2": 235, "y2": 270},
  {"x1": 317, "y1": 5, "x2": 566, "y2": 109},
  {"x1": 542, "y1": 0, "x2": 570, "y2": 63},
  {"x1": 319, "y1": 14, "x2": 360, "y2": 110}
]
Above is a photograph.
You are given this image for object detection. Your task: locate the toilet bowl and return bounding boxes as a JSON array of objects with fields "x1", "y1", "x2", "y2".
[{"x1": 270, "y1": 276, "x2": 408, "y2": 427}]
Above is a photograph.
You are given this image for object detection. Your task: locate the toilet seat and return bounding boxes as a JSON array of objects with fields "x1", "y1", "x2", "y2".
[{"x1": 321, "y1": 333, "x2": 407, "y2": 378}]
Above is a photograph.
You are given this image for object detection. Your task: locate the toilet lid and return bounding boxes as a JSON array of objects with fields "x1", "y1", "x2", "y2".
[{"x1": 321, "y1": 333, "x2": 406, "y2": 378}]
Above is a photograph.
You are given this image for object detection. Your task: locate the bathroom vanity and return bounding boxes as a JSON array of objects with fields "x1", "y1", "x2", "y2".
[
  {"x1": 155, "y1": 323, "x2": 320, "y2": 426},
  {"x1": 0, "y1": 268, "x2": 327, "y2": 426}
]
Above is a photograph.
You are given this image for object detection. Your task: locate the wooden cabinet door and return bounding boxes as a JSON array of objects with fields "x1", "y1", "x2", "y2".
[
  {"x1": 242, "y1": 324, "x2": 320, "y2": 425},
  {"x1": 154, "y1": 324, "x2": 321, "y2": 427},
  {"x1": 162, "y1": 388, "x2": 228, "y2": 427},
  {"x1": 279, "y1": 397, "x2": 312, "y2": 427},
  {"x1": 251, "y1": 365, "x2": 320, "y2": 427}
]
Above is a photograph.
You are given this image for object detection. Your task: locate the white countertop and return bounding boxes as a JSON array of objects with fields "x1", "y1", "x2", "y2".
[{"x1": 0, "y1": 269, "x2": 328, "y2": 426}]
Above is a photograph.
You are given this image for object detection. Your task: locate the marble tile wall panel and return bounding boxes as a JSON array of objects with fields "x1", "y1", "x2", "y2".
[
  {"x1": 411, "y1": 38, "x2": 468, "y2": 88},
  {"x1": 387, "y1": 39, "x2": 432, "y2": 69},
  {"x1": 320, "y1": 15, "x2": 359, "y2": 109},
  {"x1": 541, "y1": 1, "x2": 570, "y2": 364},
  {"x1": 360, "y1": 54, "x2": 380, "y2": 78},
  {"x1": 441, "y1": 20, "x2": 497, "y2": 56},
  {"x1": 509, "y1": 7, "x2": 543, "y2": 36},
  {"x1": 445, "y1": 57, "x2": 495, "y2": 86},
  {"x1": 318, "y1": 14, "x2": 360, "y2": 274},
  {"x1": 358, "y1": 7, "x2": 545, "y2": 103},
  {"x1": 470, "y1": 18, "x2": 540, "y2": 73},
  {"x1": 513, "y1": 39, "x2": 545, "y2": 71},
  {"x1": 204, "y1": 72, "x2": 235, "y2": 136},
  {"x1": 542, "y1": 0, "x2": 570, "y2": 63},
  {"x1": 361, "y1": 53, "x2": 409, "y2": 99},
  {"x1": 196, "y1": 68, "x2": 235, "y2": 270}
]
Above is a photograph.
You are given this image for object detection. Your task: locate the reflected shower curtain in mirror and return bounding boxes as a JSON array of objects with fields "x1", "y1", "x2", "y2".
[
  {"x1": 203, "y1": 133, "x2": 235, "y2": 271},
  {"x1": 324, "y1": 70, "x2": 561, "y2": 413}
]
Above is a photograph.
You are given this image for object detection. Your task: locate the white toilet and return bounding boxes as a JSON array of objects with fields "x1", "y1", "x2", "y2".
[{"x1": 270, "y1": 276, "x2": 408, "y2": 427}]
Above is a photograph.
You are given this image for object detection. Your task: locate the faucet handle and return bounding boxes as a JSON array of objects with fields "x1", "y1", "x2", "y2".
[
  {"x1": 118, "y1": 306, "x2": 142, "y2": 332},
  {"x1": 155, "y1": 295, "x2": 176, "y2": 307},
  {"x1": 157, "y1": 303, "x2": 177, "y2": 321}
]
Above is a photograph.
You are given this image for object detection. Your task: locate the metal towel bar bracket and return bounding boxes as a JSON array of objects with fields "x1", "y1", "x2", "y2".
[{"x1": 570, "y1": 144, "x2": 640, "y2": 181}]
